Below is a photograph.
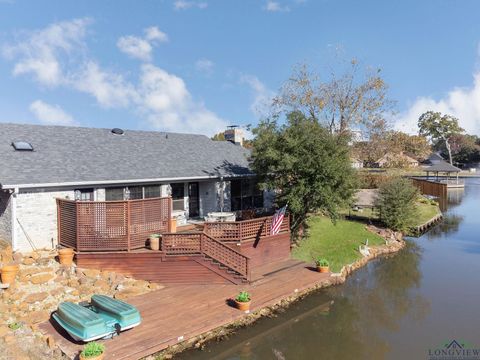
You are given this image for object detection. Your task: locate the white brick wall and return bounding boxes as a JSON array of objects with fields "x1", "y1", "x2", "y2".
[
  {"x1": 15, "y1": 188, "x2": 74, "y2": 251},
  {"x1": 0, "y1": 191, "x2": 12, "y2": 244}
]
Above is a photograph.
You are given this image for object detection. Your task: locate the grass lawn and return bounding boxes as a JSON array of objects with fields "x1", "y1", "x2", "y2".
[
  {"x1": 340, "y1": 201, "x2": 441, "y2": 228},
  {"x1": 292, "y1": 216, "x2": 385, "y2": 272},
  {"x1": 412, "y1": 201, "x2": 441, "y2": 227}
]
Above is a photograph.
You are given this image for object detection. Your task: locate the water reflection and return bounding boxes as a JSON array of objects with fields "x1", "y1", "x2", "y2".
[{"x1": 179, "y1": 243, "x2": 428, "y2": 360}]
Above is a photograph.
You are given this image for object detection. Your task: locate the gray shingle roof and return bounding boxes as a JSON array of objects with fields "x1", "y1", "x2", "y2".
[
  {"x1": 0, "y1": 123, "x2": 253, "y2": 188},
  {"x1": 422, "y1": 160, "x2": 461, "y2": 173}
]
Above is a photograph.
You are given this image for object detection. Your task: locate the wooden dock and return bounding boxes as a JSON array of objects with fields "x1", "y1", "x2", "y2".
[{"x1": 39, "y1": 259, "x2": 332, "y2": 360}]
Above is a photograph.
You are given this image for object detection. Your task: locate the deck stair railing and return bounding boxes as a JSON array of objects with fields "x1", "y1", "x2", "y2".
[{"x1": 162, "y1": 232, "x2": 251, "y2": 281}]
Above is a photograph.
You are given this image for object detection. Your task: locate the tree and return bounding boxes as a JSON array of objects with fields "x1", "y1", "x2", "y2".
[
  {"x1": 272, "y1": 60, "x2": 394, "y2": 135},
  {"x1": 211, "y1": 132, "x2": 226, "y2": 141},
  {"x1": 250, "y1": 111, "x2": 357, "y2": 234},
  {"x1": 374, "y1": 177, "x2": 418, "y2": 232},
  {"x1": 448, "y1": 134, "x2": 480, "y2": 165},
  {"x1": 418, "y1": 111, "x2": 464, "y2": 165}
]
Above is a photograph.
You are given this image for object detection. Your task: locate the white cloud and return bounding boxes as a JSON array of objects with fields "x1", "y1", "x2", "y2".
[
  {"x1": 2, "y1": 18, "x2": 90, "y2": 86},
  {"x1": 264, "y1": 1, "x2": 290, "y2": 12},
  {"x1": 240, "y1": 74, "x2": 275, "y2": 117},
  {"x1": 29, "y1": 100, "x2": 76, "y2": 125},
  {"x1": 195, "y1": 58, "x2": 214, "y2": 75},
  {"x1": 117, "y1": 36, "x2": 153, "y2": 61},
  {"x1": 71, "y1": 61, "x2": 136, "y2": 108},
  {"x1": 4, "y1": 19, "x2": 226, "y2": 136},
  {"x1": 144, "y1": 26, "x2": 169, "y2": 43},
  {"x1": 173, "y1": 0, "x2": 208, "y2": 10},
  {"x1": 117, "y1": 26, "x2": 168, "y2": 62},
  {"x1": 138, "y1": 64, "x2": 226, "y2": 134},
  {"x1": 395, "y1": 71, "x2": 480, "y2": 136}
]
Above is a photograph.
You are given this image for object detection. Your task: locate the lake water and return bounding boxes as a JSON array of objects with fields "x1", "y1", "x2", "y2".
[{"x1": 179, "y1": 179, "x2": 480, "y2": 360}]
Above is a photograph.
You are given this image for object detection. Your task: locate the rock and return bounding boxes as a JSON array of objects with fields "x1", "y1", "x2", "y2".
[
  {"x1": 4, "y1": 335, "x2": 15, "y2": 344},
  {"x1": 0, "y1": 326, "x2": 9, "y2": 337},
  {"x1": 78, "y1": 277, "x2": 91, "y2": 286},
  {"x1": 22, "y1": 257, "x2": 35, "y2": 266},
  {"x1": 30, "y1": 252, "x2": 40, "y2": 260},
  {"x1": 36, "y1": 257, "x2": 51, "y2": 266},
  {"x1": 93, "y1": 279, "x2": 111, "y2": 292},
  {"x1": 0, "y1": 239, "x2": 13, "y2": 263},
  {"x1": 114, "y1": 287, "x2": 145, "y2": 300},
  {"x1": 12, "y1": 252, "x2": 23, "y2": 263},
  {"x1": 67, "y1": 278, "x2": 79, "y2": 288},
  {"x1": 46, "y1": 335, "x2": 56, "y2": 349},
  {"x1": 81, "y1": 268, "x2": 101, "y2": 278},
  {"x1": 30, "y1": 273, "x2": 54, "y2": 285},
  {"x1": 26, "y1": 310, "x2": 50, "y2": 325},
  {"x1": 24, "y1": 292, "x2": 49, "y2": 304}
]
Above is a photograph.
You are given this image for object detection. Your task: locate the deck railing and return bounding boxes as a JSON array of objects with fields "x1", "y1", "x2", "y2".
[
  {"x1": 162, "y1": 232, "x2": 251, "y2": 280},
  {"x1": 203, "y1": 214, "x2": 290, "y2": 243},
  {"x1": 57, "y1": 197, "x2": 172, "y2": 252}
]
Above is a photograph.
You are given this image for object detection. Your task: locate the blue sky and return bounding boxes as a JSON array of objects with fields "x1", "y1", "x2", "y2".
[{"x1": 1, "y1": 0, "x2": 480, "y2": 135}]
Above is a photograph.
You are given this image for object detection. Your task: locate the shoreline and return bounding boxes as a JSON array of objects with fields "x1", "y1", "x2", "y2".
[{"x1": 149, "y1": 232, "x2": 406, "y2": 360}]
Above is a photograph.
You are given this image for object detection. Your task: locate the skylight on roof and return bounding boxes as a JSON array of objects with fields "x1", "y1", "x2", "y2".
[{"x1": 12, "y1": 141, "x2": 33, "y2": 151}]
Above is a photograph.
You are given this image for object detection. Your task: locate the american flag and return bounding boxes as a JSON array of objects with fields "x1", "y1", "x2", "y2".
[{"x1": 270, "y1": 205, "x2": 287, "y2": 235}]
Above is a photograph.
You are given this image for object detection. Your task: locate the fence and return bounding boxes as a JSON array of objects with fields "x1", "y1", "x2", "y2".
[
  {"x1": 203, "y1": 214, "x2": 290, "y2": 242},
  {"x1": 411, "y1": 178, "x2": 448, "y2": 211},
  {"x1": 57, "y1": 197, "x2": 172, "y2": 251}
]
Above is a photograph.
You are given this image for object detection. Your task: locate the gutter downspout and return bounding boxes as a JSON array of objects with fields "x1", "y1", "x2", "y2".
[{"x1": 11, "y1": 187, "x2": 18, "y2": 252}]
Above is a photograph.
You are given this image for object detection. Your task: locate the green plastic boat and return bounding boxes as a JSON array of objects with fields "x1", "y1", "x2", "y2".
[{"x1": 52, "y1": 296, "x2": 141, "y2": 342}]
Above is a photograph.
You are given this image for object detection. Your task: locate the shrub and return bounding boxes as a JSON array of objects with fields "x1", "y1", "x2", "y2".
[
  {"x1": 375, "y1": 177, "x2": 418, "y2": 231},
  {"x1": 81, "y1": 342, "x2": 105, "y2": 358},
  {"x1": 315, "y1": 258, "x2": 329, "y2": 267},
  {"x1": 8, "y1": 322, "x2": 22, "y2": 330},
  {"x1": 235, "y1": 291, "x2": 251, "y2": 303}
]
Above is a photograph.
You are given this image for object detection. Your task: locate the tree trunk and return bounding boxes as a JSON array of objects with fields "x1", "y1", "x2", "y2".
[{"x1": 445, "y1": 139, "x2": 453, "y2": 165}]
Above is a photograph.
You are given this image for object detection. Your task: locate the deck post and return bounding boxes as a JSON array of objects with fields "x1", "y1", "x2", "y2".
[
  {"x1": 127, "y1": 200, "x2": 131, "y2": 252},
  {"x1": 56, "y1": 199, "x2": 61, "y2": 249},
  {"x1": 75, "y1": 202, "x2": 80, "y2": 252}
]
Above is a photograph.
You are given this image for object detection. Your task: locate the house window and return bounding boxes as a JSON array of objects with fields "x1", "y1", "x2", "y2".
[
  {"x1": 231, "y1": 179, "x2": 263, "y2": 211},
  {"x1": 144, "y1": 185, "x2": 161, "y2": 198},
  {"x1": 105, "y1": 187, "x2": 125, "y2": 201},
  {"x1": 171, "y1": 183, "x2": 185, "y2": 211},
  {"x1": 128, "y1": 186, "x2": 143, "y2": 200},
  {"x1": 75, "y1": 188, "x2": 94, "y2": 201}
]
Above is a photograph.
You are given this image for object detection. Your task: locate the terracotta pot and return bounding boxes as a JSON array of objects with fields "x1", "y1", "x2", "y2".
[
  {"x1": 317, "y1": 266, "x2": 329, "y2": 273},
  {"x1": 58, "y1": 248, "x2": 75, "y2": 266},
  {"x1": 79, "y1": 352, "x2": 105, "y2": 360},
  {"x1": 149, "y1": 236, "x2": 160, "y2": 251},
  {"x1": 235, "y1": 300, "x2": 251, "y2": 311},
  {"x1": 1, "y1": 264, "x2": 19, "y2": 284},
  {"x1": 169, "y1": 218, "x2": 177, "y2": 233}
]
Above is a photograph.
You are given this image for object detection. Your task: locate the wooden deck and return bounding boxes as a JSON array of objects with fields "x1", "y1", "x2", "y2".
[{"x1": 39, "y1": 259, "x2": 332, "y2": 360}]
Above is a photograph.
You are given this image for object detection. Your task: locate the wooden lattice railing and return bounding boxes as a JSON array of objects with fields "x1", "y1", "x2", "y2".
[
  {"x1": 162, "y1": 232, "x2": 251, "y2": 281},
  {"x1": 204, "y1": 214, "x2": 290, "y2": 243},
  {"x1": 57, "y1": 197, "x2": 172, "y2": 252}
]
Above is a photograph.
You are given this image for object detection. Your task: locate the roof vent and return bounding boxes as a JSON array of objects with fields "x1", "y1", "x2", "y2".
[
  {"x1": 111, "y1": 128, "x2": 124, "y2": 135},
  {"x1": 12, "y1": 141, "x2": 34, "y2": 151}
]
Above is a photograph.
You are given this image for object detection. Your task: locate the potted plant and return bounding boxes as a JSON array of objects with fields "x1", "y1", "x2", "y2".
[
  {"x1": 149, "y1": 234, "x2": 161, "y2": 251},
  {"x1": 234, "y1": 291, "x2": 251, "y2": 311},
  {"x1": 1, "y1": 263, "x2": 19, "y2": 284},
  {"x1": 58, "y1": 247, "x2": 75, "y2": 265},
  {"x1": 315, "y1": 258, "x2": 330, "y2": 273},
  {"x1": 80, "y1": 341, "x2": 105, "y2": 360}
]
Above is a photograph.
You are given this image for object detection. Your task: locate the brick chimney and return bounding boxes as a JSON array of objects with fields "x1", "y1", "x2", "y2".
[{"x1": 224, "y1": 125, "x2": 244, "y2": 146}]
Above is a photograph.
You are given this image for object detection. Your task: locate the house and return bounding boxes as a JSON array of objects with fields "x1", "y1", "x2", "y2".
[
  {"x1": 0, "y1": 123, "x2": 274, "y2": 252},
  {"x1": 350, "y1": 158, "x2": 364, "y2": 169},
  {"x1": 375, "y1": 152, "x2": 419, "y2": 168}
]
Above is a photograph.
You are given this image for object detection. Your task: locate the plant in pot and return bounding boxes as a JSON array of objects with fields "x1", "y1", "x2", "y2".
[
  {"x1": 1, "y1": 263, "x2": 19, "y2": 284},
  {"x1": 80, "y1": 341, "x2": 105, "y2": 360},
  {"x1": 57, "y1": 247, "x2": 75, "y2": 265},
  {"x1": 234, "y1": 291, "x2": 251, "y2": 311},
  {"x1": 315, "y1": 258, "x2": 330, "y2": 273},
  {"x1": 149, "y1": 234, "x2": 161, "y2": 251}
]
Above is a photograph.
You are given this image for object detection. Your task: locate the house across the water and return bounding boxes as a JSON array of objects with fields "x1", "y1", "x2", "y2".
[{"x1": 0, "y1": 123, "x2": 275, "y2": 253}]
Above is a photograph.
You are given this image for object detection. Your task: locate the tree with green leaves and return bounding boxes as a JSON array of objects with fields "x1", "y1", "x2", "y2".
[
  {"x1": 374, "y1": 177, "x2": 418, "y2": 232},
  {"x1": 418, "y1": 111, "x2": 464, "y2": 165},
  {"x1": 250, "y1": 111, "x2": 357, "y2": 235}
]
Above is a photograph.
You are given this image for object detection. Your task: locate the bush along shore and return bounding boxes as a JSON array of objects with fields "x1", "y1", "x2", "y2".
[{"x1": 148, "y1": 224, "x2": 405, "y2": 360}]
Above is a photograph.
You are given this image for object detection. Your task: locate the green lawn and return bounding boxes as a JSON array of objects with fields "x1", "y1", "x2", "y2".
[
  {"x1": 340, "y1": 201, "x2": 441, "y2": 228},
  {"x1": 292, "y1": 216, "x2": 385, "y2": 273}
]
